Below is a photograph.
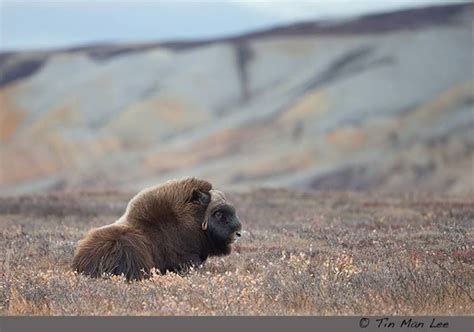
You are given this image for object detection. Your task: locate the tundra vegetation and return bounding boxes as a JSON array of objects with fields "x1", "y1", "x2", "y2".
[{"x1": 0, "y1": 189, "x2": 472, "y2": 315}]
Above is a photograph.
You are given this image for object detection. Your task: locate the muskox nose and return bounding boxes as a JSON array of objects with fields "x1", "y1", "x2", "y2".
[{"x1": 234, "y1": 219, "x2": 242, "y2": 237}]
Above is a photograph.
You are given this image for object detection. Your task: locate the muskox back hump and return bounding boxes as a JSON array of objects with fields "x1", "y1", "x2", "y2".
[{"x1": 71, "y1": 225, "x2": 154, "y2": 280}]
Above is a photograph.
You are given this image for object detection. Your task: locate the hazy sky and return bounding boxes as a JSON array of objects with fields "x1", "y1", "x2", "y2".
[{"x1": 0, "y1": 0, "x2": 468, "y2": 51}]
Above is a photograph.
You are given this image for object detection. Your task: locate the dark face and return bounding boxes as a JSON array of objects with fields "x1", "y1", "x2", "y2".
[
  {"x1": 192, "y1": 188, "x2": 242, "y2": 254},
  {"x1": 206, "y1": 204, "x2": 242, "y2": 246}
]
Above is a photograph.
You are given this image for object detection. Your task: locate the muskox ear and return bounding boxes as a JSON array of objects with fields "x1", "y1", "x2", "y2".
[{"x1": 191, "y1": 189, "x2": 210, "y2": 206}]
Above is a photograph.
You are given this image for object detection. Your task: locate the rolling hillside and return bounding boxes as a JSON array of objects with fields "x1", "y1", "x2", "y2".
[{"x1": 1, "y1": 3, "x2": 473, "y2": 194}]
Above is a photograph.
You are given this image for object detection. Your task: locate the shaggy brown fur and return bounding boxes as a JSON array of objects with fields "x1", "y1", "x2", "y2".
[{"x1": 71, "y1": 178, "x2": 241, "y2": 280}]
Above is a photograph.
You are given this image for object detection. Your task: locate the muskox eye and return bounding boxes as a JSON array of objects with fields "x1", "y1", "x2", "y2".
[{"x1": 214, "y1": 211, "x2": 223, "y2": 219}]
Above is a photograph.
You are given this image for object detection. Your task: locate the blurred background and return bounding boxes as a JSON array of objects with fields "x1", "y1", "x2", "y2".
[{"x1": 0, "y1": 0, "x2": 473, "y2": 194}]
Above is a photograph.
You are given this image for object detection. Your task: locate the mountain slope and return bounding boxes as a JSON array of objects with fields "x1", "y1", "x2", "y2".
[{"x1": 1, "y1": 3, "x2": 473, "y2": 194}]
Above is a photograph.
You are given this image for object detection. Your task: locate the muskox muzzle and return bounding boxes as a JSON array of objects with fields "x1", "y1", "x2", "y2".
[{"x1": 230, "y1": 217, "x2": 242, "y2": 243}]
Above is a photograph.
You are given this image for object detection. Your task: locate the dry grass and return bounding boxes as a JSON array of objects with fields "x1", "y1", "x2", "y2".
[{"x1": 0, "y1": 189, "x2": 472, "y2": 315}]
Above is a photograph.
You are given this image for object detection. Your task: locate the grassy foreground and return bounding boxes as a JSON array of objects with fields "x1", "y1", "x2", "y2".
[{"x1": 0, "y1": 189, "x2": 472, "y2": 315}]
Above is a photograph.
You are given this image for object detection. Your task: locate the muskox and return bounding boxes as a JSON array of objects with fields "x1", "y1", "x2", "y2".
[{"x1": 71, "y1": 178, "x2": 241, "y2": 280}]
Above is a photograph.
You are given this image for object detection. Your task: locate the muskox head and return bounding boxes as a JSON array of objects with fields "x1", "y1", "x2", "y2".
[{"x1": 193, "y1": 189, "x2": 242, "y2": 255}]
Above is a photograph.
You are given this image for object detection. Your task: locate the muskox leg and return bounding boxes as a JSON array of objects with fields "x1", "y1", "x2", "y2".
[
  {"x1": 72, "y1": 225, "x2": 154, "y2": 281},
  {"x1": 161, "y1": 254, "x2": 205, "y2": 275},
  {"x1": 182, "y1": 254, "x2": 206, "y2": 272},
  {"x1": 189, "y1": 254, "x2": 204, "y2": 267}
]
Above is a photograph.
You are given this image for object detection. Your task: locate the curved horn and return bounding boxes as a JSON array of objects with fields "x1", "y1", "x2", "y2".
[{"x1": 201, "y1": 220, "x2": 208, "y2": 231}]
